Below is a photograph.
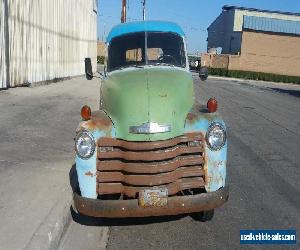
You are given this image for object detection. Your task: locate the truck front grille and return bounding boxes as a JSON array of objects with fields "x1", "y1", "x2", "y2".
[{"x1": 96, "y1": 133, "x2": 205, "y2": 198}]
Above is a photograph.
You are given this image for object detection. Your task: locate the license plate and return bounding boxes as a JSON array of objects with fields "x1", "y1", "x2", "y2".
[{"x1": 139, "y1": 188, "x2": 168, "y2": 207}]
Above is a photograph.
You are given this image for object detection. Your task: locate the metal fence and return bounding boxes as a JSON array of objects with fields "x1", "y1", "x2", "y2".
[{"x1": 0, "y1": 0, "x2": 97, "y2": 89}]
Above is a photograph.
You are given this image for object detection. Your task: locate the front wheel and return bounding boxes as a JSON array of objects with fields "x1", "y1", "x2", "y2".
[
  {"x1": 190, "y1": 209, "x2": 214, "y2": 222},
  {"x1": 199, "y1": 66, "x2": 208, "y2": 81},
  {"x1": 200, "y1": 75, "x2": 208, "y2": 81}
]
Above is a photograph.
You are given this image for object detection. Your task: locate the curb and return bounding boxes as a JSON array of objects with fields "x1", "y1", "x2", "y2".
[
  {"x1": 0, "y1": 75, "x2": 85, "y2": 91},
  {"x1": 207, "y1": 75, "x2": 299, "y2": 87},
  {"x1": 25, "y1": 191, "x2": 73, "y2": 250},
  {"x1": 29, "y1": 75, "x2": 85, "y2": 88}
]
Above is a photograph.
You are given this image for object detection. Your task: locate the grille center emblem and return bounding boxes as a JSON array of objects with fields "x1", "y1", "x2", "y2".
[{"x1": 129, "y1": 122, "x2": 171, "y2": 134}]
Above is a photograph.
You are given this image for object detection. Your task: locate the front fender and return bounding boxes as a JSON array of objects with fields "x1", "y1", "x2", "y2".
[
  {"x1": 75, "y1": 110, "x2": 115, "y2": 198},
  {"x1": 184, "y1": 104, "x2": 227, "y2": 192}
]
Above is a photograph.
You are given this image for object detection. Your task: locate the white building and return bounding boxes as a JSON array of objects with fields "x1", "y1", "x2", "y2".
[{"x1": 0, "y1": 0, "x2": 97, "y2": 89}]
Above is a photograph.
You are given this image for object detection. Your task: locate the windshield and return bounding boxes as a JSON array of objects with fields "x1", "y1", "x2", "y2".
[{"x1": 107, "y1": 32, "x2": 186, "y2": 72}]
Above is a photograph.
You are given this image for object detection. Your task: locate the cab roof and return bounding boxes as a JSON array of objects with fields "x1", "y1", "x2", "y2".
[{"x1": 106, "y1": 21, "x2": 185, "y2": 43}]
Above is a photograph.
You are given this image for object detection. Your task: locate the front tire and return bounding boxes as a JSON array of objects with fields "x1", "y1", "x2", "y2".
[
  {"x1": 199, "y1": 66, "x2": 208, "y2": 81},
  {"x1": 200, "y1": 76, "x2": 208, "y2": 81},
  {"x1": 190, "y1": 209, "x2": 214, "y2": 222}
]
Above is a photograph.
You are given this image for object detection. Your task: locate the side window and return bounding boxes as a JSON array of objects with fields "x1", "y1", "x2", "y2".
[{"x1": 126, "y1": 48, "x2": 142, "y2": 63}]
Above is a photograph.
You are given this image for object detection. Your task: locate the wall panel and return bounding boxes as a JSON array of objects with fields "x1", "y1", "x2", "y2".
[{"x1": 0, "y1": 0, "x2": 97, "y2": 89}]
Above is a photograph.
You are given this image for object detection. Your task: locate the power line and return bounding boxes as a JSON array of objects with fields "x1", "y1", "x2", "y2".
[{"x1": 142, "y1": 0, "x2": 146, "y2": 21}]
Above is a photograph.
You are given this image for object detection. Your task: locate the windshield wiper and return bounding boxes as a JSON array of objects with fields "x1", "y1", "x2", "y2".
[
  {"x1": 154, "y1": 62, "x2": 175, "y2": 67},
  {"x1": 118, "y1": 64, "x2": 144, "y2": 70}
]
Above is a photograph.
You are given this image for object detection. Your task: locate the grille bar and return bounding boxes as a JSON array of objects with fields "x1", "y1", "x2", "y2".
[
  {"x1": 97, "y1": 177, "x2": 205, "y2": 198},
  {"x1": 97, "y1": 166, "x2": 204, "y2": 186},
  {"x1": 97, "y1": 155, "x2": 203, "y2": 174},
  {"x1": 97, "y1": 145, "x2": 203, "y2": 161},
  {"x1": 97, "y1": 133, "x2": 203, "y2": 151}
]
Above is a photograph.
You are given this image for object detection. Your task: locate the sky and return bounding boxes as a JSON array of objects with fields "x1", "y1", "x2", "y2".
[{"x1": 97, "y1": 0, "x2": 300, "y2": 54}]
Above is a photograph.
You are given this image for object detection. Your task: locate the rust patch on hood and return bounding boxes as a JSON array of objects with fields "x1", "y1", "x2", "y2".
[
  {"x1": 91, "y1": 111, "x2": 112, "y2": 127},
  {"x1": 76, "y1": 110, "x2": 113, "y2": 133},
  {"x1": 187, "y1": 112, "x2": 197, "y2": 121},
  {"x1": 186, "y1": 104, "x2": 218, "y2": 125}
]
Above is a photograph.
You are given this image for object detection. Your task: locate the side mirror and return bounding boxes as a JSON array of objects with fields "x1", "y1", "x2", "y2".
[{"x1": 85, "y1": 58, "x2": 93, "y2": 80}]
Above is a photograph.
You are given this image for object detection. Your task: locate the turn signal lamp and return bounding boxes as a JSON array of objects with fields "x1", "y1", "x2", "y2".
[
  {"x1": 207, "y1": 98, "x2": 218, "y2": 113},
  {"x1": 81, "y1": 105, "x2": 91, "y2": 120}
]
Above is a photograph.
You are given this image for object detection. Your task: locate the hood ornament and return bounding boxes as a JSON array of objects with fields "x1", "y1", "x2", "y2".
[{"x1": 129, "y1": 122, "x2": 171, "y2": 134}]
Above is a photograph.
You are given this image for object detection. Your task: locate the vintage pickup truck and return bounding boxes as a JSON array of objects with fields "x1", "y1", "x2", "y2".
[{"x1": 73, "y1": 21, "x2": 228, "y2": 221}]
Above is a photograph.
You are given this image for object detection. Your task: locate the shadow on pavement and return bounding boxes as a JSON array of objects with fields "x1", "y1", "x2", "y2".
[
  {"x1": 269, "y1": 87, "x2": 300, "y2": 97},
  {"x1": 69, "y1": 164, "x2": 186, "y2": 226}
]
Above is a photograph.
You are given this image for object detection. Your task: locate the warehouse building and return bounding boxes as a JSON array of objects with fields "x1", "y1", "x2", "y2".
[
  {"x1": 0, "y1": 0, "x2": 97, "y2": 89},
  {"x1": 206, "y1": 6, "x2": 300, "y2": 76}
]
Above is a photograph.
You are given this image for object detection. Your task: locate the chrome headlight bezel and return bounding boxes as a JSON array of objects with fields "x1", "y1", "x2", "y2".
[
  {"x1": 206, "y1": 122, "x2": 227, "y2": 151},
  {"x1": 75, "y1": 130, "x2": 96, "y2": 159}
]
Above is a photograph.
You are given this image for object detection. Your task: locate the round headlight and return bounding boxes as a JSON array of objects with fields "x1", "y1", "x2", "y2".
[
  {"x1": 75, "y1": 131, "x2": 96, "y2": 159},
  {"x1": 206, "y1": 123, "x2": 226, "y2": 151}
]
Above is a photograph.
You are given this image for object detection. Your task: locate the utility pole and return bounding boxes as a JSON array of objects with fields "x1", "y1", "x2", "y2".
[
  {"x1": 102, "y1": 22, "x2": 106, "y2": 41},
  {"x1": 121, "y1": 0, "x2": 127, "y2": 23},
  {"x1": 142, "y1": 0, "x2": 146, "y2": 21}
]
